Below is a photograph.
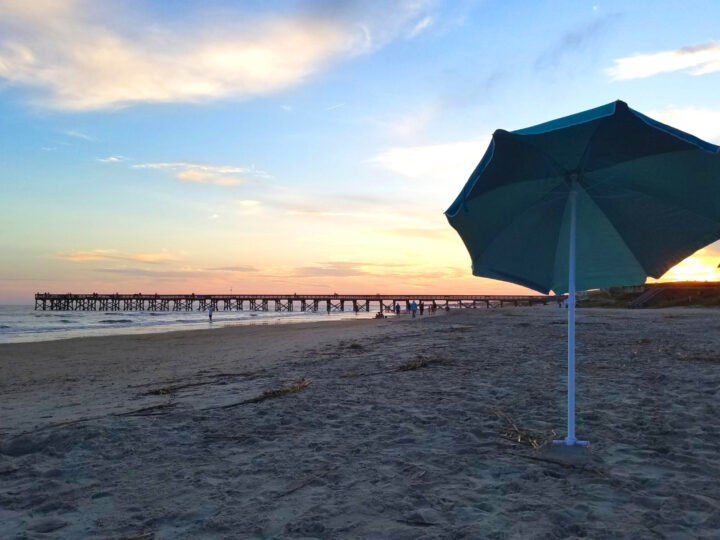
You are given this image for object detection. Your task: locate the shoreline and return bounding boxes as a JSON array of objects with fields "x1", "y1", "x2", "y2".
[
  {"x1": 0, "y1": 313, "x2": 377, "y2": 347},
  {"x1": 0, "y1": 307, "x2": 380, "y2": 345}
]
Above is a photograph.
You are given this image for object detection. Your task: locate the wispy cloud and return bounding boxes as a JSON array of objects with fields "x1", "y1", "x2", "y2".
[
  {"x1": 607, "y1": 41, "x2": 720, "y2": 80},
  {"x1": 236, "y1": 199, "x2": 262, "y2": 215},
  {"x1": 292, "y1": 261, "x2": 372, "y2": 278},
  {"x1": 287, "y1": 260, "x2": 465, "y2": 280},
  {"x1": 208, "y1": 266, "x2": 257, "y2": 273},
  {"x1": 238, "y1": 199, "x2": 261, "y2": 207},
  {"x1": 97, "y1": 155, "x2": 127, "y2": 163},
  {"x1": 94, "y1": 265, "x2": 257, "y2": 279},
  {"x1": 369, "y1": 139, "x2": 488, "y2": 181},
  {"x1": 0, "y1": 0, "x2": 431, "y2": 110},
  {"x1": 54, "y1": 249, "x2": 178, "y2": 264},
  {"x1": 408, "y1": 16, "x2": 433, "y2": 39},
  {"x1": 380, "y1": 227, "x2": 454, "y2": 239},
  {"x1": 383, "y1": 106, "x2": 438, "y2": 138},
  {"x1": 250, "y1": 189, "x2": 400, "y2": 220},
  {"x1": 133, "y1": 161, "x2": 269, "y2": 186},
  {"x1": 64, "y1": 129, "x2": 93, "y2": 141},
  {"x1": 535, "y1": 14, "x2": 619, "y2": 71},
  {"x1": 93, "y1": 268, "x2": 202, "y2": 279}
]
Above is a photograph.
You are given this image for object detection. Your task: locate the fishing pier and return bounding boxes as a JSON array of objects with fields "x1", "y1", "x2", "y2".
[{"x1": 34, "y1": 293, "x2": 565, "y2": 312}]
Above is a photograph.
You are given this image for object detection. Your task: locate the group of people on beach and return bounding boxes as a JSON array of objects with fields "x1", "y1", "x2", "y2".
[
  {"x1": 208, "y1": 301, "x2": 447, "y2": 321},
  {"x1": 387, "y1": 301, "x2": 444, "y2": 318}
]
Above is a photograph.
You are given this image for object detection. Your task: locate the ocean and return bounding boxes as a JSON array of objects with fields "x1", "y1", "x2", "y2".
[{"x1": 0, "y1": 305, "x2": 375, "y2": 344}]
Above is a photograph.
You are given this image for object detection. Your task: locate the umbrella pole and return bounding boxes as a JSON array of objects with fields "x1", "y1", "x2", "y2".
[{"x1": 559, "y1": 177, "x2": 588, "y2": 446}]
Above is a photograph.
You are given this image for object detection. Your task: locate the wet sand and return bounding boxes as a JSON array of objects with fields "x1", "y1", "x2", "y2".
[{"x1": 2, "y1": 307, "x2": 720, "y2": 538}]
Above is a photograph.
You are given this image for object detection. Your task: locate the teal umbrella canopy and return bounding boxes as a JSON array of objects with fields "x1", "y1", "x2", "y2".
[
  {"x1": 446, "y1": 100, "x2": 720, "y2": 295},
  {"x1": 446, "y1": 100, "x2": 720, "y2": 445}
]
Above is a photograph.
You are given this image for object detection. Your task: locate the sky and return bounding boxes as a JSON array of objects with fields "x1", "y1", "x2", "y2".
[{"x1": 1, "y1": 0, "x2": 720, "y2": 302}]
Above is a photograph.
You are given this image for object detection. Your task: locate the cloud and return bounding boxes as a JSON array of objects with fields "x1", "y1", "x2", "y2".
[
  {"x1": 607, "y1": 41, "x2": 720, "y2": 80},
  {"x1": 92, "y1": 261, "x2": 456, "y2": 284},
  {"x1": 92, "y1": 263, "x2": 258, "y2": 279},
  {"x1": 133, "y1": 161, "x2": 268, "y2": 186},
  {"x1": 292, "y1": 262, "x2": 370, "y2": 278},
  {"x1": 238, "y1": 199, "x2": 261, "y2": 207},
  {"x1": 93, "y1": 268, "x2": 206, "y2": 279},
  {"x1": 97, "y1": 155, "x2": 127, "y2": 163},
  {"x1": 54, "y1": 249, "x2": 179, "y2": 263},
  {"x1": 64, "y1": 129, "x2": 93, "y2": 140},
  {"x1": 236, "y1": 199, "x2": 262, "y2": 215},
  {"x1": 383, "y1": 106, "x2": 437, "y2": 138},
  {"x1": 287, "y1": 260, "x2": 466, "y2": 281},
  {"x1": 0, "y1": 0, "x2": 431, "y2": 110},
  {"x1": 290, "y1": 261, "x2": 406, "y2": 278},
  {"x1": 254, "y1": 189, "x2": 397, "y2": 220},
  {"x1": 208, "y1": 266, "x2": 258, "y2": 273},
  {"x1": 535, "y1": 14, "x2": 619, "y2": 71},
  {"x1": 646, "y1": 107, "x2": 720, "y2": 144},
  {"x1": 369, "y1": 139, "x2": 488, "y2": 181},
  {"x1": 285, "y1": 207, "x2": 359, "y2": 217},
  {"x1": 380, "y1": 227, "x2": 454, "y2": 239},
  {"x1": 408, "y1": 16, "x2": 433, "y2": 39}
]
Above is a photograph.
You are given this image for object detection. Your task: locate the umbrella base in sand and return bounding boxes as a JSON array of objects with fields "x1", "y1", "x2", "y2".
[{"x1": 553, "y1": 438, "x2": 589, "y2": 446}]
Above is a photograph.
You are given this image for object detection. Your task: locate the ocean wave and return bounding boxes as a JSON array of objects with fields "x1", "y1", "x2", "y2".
[
  {"x1": 99, "y1": 319, "x2": 134, "y2": 324},
  {"x1": 0, "y1": 324, "x2": 11, "y2": 329}
]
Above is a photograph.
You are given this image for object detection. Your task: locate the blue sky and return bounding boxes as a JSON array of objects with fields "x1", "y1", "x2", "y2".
[{"x1": 1, "y1": 0, "x2": 720, "y2": 301}]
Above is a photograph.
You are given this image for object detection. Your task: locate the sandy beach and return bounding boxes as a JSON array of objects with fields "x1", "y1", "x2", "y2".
[{"x1": 2, "y1": 307, "x2": 720, "y2": 538}]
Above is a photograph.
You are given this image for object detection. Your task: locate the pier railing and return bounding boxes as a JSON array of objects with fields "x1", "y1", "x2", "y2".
[{"x1": 34, "y1": 293, "x2": 566, "y2": 312}]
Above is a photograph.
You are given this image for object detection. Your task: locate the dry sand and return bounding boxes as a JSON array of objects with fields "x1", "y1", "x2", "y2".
[{"x1": 2, "y1": 307, "x2": 720, "y2": 538}]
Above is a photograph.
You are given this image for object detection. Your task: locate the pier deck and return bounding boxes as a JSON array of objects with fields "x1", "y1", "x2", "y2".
[{"x1": 34, "y1": 293, "x2": 565, "y2": 312}]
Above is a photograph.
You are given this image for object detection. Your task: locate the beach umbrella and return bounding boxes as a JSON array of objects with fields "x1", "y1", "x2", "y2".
[{"x1": 445, "y1": 100, "x2": 720, "y2": 445}]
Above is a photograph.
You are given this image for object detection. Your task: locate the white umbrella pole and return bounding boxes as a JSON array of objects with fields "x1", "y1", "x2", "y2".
[{"x1": 562, "y1": 177, "x2": 587, "y2": 446}]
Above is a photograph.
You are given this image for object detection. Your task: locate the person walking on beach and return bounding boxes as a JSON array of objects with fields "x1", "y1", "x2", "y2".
[
  {"x1": 395, "y1": 303, "x2": 401, "y2": 316},
  {"x1": 208, "y1": 306, "x2": 214, "y2": 322},
  {"x1": 411, "y1": 300, "x2": 418, "y2": 318},
  {"x1": 419, "y1": 302, "x2": 424, "y2": 316}
]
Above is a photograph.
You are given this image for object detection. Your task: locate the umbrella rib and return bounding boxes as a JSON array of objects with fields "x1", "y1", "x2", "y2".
[
  {"x1": 582, "y1": 180, "x2": 720, "y2": 277},
  {"x1": 585, "y1": 172, "x2": 720, "y2": 223},
  {"x1": 473, "y1": 182, "x2": 569, "y2": 290},
  {"x1": 577, "y1": 114, "x2": 608, "y2": 173},
  {"x1": 574, "y1": 182, "x2": 649, "y2": 277}
]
